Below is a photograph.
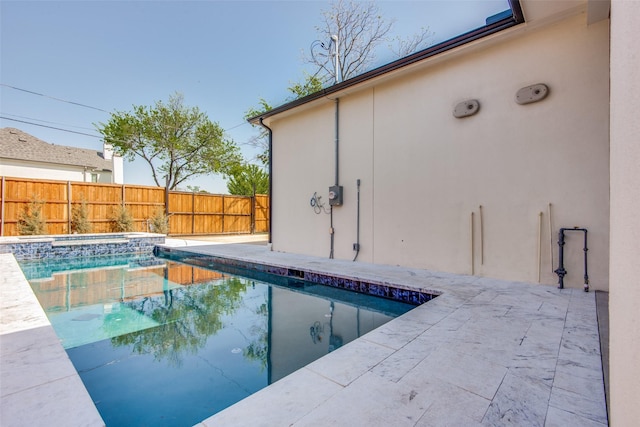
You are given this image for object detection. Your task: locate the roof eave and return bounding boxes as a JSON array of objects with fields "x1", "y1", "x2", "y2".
[{"x1": 248, "y1": 2, "x2": 524, "y2": 125}]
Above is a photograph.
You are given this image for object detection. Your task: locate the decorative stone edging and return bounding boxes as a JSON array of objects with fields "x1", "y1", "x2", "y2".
[{"x1": 0, "y1": 233, "x2": 165, "y2": 260}]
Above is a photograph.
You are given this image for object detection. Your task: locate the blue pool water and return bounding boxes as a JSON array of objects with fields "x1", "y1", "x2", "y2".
[{"x1": 19, "y1": 254, "x2": 414, "y2": 427}]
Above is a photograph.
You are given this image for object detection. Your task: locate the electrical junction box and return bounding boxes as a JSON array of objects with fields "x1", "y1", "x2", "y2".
[{"x1": 328, "y1": 185, "x2": 343, "y2": 206}]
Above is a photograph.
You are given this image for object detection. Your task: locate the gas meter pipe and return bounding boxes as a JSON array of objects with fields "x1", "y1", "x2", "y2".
[{"x1": 554, "y1": 227, "x2": 589, "y2": 291}]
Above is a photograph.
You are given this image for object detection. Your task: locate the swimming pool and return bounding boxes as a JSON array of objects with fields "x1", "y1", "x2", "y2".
[{"x1": 19, "y1": 253, "x2": 414, "y2": 426}]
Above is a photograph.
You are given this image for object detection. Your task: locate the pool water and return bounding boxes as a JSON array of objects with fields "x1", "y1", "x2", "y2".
[{"x1": 19, "y1": 254, "x2": 413, "y2": 427}]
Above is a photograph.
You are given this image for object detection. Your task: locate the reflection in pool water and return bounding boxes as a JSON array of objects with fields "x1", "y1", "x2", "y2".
[{"x1": 20, "y1": 254, "x2": 413, "y2": 426}]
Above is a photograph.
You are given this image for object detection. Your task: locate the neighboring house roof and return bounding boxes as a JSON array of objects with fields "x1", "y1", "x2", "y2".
[
  {"x1": 248, "y1": 1, "x2": 524, "y2": 124},
  {"x1": 0, "y1": 127, "x2": 113, "y2": 171}
]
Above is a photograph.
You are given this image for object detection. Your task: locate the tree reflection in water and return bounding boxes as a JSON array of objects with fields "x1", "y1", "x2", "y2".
[
  {"x1": 109, "y1": 275, "x2": 268, "y2": 368},
  {"x1": 243, "y1": 302, "x2": 269, "y2": 371}
]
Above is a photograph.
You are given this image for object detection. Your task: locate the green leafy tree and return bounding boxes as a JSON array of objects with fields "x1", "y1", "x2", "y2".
[
  {"x1": 287, "y1": 73, "x2": 324, "y2": 99},
  {"x1": 18, "y1": 199, "x2": 47, "y2": 235},
  {"x1": 185, "y1": 185, "x2": 208, "y2": 193},
  {"x1": 244, "y1": 74, "x2": 322, "y2": 168},
  {"x1": 244, "y1": 99, "x2": 274, "y2": 167},
  {"x1": 97, "y1": 93, "x2": 242, "y2": 190},
  {"x1": 227, "y1": 164, "x2": 269, "y2": 196}
]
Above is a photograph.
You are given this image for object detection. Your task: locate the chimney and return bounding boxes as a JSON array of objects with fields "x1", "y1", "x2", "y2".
[{"x1": 103, "y1": 142, "x2": 114, "y2": 160}]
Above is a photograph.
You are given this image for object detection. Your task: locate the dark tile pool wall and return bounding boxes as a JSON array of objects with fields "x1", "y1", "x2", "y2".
[
  {"x1": 0, "y1": 235, "x2": 164, "y2": 260},
  {"x1": 154, "y1": 247, "x2": 437, "y2": 306}
]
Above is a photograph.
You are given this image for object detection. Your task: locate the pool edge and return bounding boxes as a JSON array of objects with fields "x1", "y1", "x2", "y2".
[{"x1": 0, "y1": 253, "x2": 106, "y2": 426}]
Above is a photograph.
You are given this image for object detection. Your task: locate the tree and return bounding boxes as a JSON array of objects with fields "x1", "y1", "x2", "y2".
[
  {"x1": 227, "y1": 164, "x2": 269, "y2": 196},
  {"x1": 389, "y1": 27, "x2": 434, "y2": 58},
  {"x1": 97, "y1": 93, "x2": 242, "y2": 190},
  {"x1": 245, "y1": 75, "x2": 323, "y2": 167},
  {"x1": 110, "y1": 205, "x2": 135, "y2": 232},
  {"x1": 18, "y1": 199, "x2": 47, "y2": 235},
  {"x1": 244, "y1": 99, "x2": 273, "y2": 167},
  {"x1": 148, "y1": 208, "x2": 169, "y2": 234},
  {"x1": 305, "y1": 0, "x2": 432, "y2": 84},
  {"x1": 246, "y1": 2, "x2": 431, "y2": 166},
  {"x1": 185, "y1": 185, "x2": 208, "y2": 193},
  {"x1": 71, "y1": 200, "x2": 92, "y2": 234},
  {"x1": 287, "y1": 73, "x2": 324, "y2": 99}
]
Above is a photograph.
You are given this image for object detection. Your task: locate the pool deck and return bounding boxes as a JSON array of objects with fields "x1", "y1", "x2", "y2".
[{"x1": 0, "y1": 238, "x2": 607, "y2": 426}]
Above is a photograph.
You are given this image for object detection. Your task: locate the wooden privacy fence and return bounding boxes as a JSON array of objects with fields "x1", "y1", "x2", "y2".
[{"x1": 0, "y1": 176, "x2": 269, "y2": 237}]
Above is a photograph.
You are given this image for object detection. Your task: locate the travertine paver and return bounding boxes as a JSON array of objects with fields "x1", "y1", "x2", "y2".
[
  {"x1": 0, "y1": 254, "x2": 105, "y2": 427},
  {"x1": 175, "y1": 243, "x2": 607, "y2": 427},
  {"x1": 0, "y1": 240, "x2": 607, "y2": 427}
]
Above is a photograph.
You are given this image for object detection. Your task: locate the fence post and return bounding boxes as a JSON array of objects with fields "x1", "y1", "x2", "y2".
[
  {"x1": 67, "y1": 181, "x2": 72, "y2": 234},
  {"x1": 164, "y1": 187, "x2": 170, "y2": 235},
  {"x1": 1, "y1": 176, "x2": 5, "y2": 236},
  {"x1": 221, "y1": 195, "x2": 225, "y2": 234},
  {"x1": 249, "y1": 194, "x2": 256, "y2": 234},
  {"x1": 192, "y1": 191, "x2": 195, "y2": 234}
]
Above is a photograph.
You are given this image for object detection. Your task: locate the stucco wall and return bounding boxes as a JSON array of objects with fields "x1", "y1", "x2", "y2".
[
  {"x1": 271, "y1": 13, "x2": 610, "y2": 290},
  {"x1": 0, "y1": 159, "x2": 114, "y2": 183},
  {"x1": 609, "y1": 0, "x2": 640, "y2": 424}
]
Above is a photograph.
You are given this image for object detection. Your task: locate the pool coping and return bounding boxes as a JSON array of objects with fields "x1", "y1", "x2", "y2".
[
  {"x1": 0, "y1": 253, "x2": 105, "y2": 426},
  {"x1": 0, "y1": 242, "x2": 608, "y2": 426}
]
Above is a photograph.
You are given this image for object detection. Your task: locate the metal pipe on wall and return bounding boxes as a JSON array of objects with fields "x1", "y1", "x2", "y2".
[
  {"x1": 548, "y1": 203, "x2": 554, "y2": 273},
  {"x1": 334, "y1": 98, "x2": 340, "y2": 186},
  {"x1": 479, "y1": 205, "x2": 484, "y2": 265},
  {"x1": 353, "y1": 179, "x2": 361, "y2": 261},
  {"x1": 258, "y1": 118, "x2": 273, "y2": 245},
  {"x1": 330, "y1": 98, "x2": 339, "y2": 259},
  {"x1": 470, "y1": 212, "x2": 475, "y2": 275},
  {"x1": 537, "y1": 212, "x2": 543, "y2": 283}
]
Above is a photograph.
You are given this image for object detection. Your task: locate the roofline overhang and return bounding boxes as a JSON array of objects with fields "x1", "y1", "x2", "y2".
[
  {"x1": 248, "y1": 0, "x2": 524, "y2": 125},
  {"x1": 0, "y1": 156, "x2": 113, "y2": 172}
]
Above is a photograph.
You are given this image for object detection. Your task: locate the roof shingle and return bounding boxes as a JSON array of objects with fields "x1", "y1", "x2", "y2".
[{"x1": 0, "y1": 127, "x2": 112, "y2": 171}]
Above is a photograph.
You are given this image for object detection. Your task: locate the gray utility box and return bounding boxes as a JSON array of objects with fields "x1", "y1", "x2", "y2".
[{"x1": 328, "y1": 185, "x2": 343, "y2": 206}]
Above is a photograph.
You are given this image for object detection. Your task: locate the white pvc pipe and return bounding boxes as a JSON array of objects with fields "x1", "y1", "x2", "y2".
[{"x1": 538, "y1": 211, "x2": 543, "y2": 283}]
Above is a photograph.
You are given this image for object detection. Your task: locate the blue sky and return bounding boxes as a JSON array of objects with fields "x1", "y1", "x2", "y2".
[{"x1": 1, "y1": 0, "x2": 509, "y2": 194}]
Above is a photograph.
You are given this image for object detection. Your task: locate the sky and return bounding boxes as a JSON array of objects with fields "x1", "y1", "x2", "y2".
[{"x1": 1, "y1": 0, "x2": 510, "y2": 194}]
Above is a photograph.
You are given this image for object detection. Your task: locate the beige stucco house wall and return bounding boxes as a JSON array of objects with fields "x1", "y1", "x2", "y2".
[
  {"x1": 257, "y1": 1, "x2": 640, "y2": 422},
  {"x1": 263, "y1": 2, "x2": 610, "y2": 291},
  {"x1": 609, "y1": 0, "x2": 639, "y2": 424}
]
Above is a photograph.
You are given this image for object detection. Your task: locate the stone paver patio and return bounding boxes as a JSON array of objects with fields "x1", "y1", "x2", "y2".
[{"x1": 0, "y1": 238, "x2": 607, "y2": 426}]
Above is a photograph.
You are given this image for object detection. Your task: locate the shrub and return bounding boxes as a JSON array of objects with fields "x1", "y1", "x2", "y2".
[
  {"x1": 110, "y1": 205, "x2": 135, "y2": 232},
  {"x1": 148, "y1": 209, "x2": 169, "y2": 234},
  {"x1": 18, "y1": 199, "x2": 47, "y2": 235},
  {"x1": 71, "y1": 200, "x2": 92, "y2": 234}
]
